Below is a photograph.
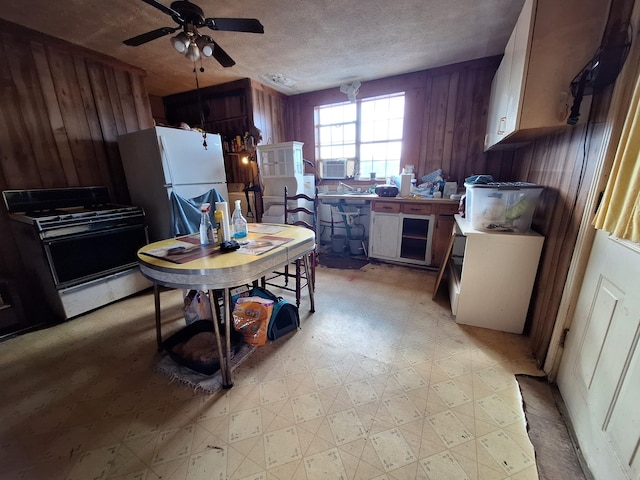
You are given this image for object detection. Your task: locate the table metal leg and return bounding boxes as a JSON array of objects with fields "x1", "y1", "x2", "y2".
[
  {"x1": 222, "y1": 287, "x2": 234, "y2": 389},
  {"x1": 207, "y1": 289, "x2": 229, "y2": 387},
  {"x1": 153, "y1": 283, "x2": 162, "y2": 350},
  {"x1": 303, "y1": 253, "x2": 315, "y2": 313}
]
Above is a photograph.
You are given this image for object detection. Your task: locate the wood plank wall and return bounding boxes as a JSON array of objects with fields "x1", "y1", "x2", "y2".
[
  {"x1": 513, "y1": 114, "x2": 608, "y2": 362},
  {"x1": 510, "y1": 0, "x2": 633, "y2": 365},
  {"x1": 0, "y1": 20, "x2": 153, "y2": 331},
  {"x1": 250, "y1": 80, "x2": 288, "y2": 146},
  {"x1": 284, "y1": 57, "x2": 515, "y2": 185}
]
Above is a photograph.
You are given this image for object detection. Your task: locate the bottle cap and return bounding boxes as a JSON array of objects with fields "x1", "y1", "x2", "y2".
[{"x1": 200, "y1": 203, "x2": 211, "y2": 212}]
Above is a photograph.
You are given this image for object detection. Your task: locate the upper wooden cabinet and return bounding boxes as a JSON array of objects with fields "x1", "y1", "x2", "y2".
[{"x1": 484, "y1": 0, "x2": 609, "y2": 150}]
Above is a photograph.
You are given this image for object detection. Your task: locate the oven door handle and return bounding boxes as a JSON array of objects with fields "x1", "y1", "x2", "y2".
[{"x1": 43, "y1": 223, "x2": 146, "y2": 243}]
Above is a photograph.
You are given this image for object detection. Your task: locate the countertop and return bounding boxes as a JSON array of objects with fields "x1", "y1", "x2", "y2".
[{"x1": 318, "y1": 192, "x2": 459, "y2": 204}]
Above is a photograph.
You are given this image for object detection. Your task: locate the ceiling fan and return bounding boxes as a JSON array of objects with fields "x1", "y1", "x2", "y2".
[{"x1": 123, "y1": 0, "x2": 264, "y2": 67}]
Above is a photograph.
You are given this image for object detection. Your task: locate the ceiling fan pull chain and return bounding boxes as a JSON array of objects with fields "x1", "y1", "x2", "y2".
[{"x1": 193, "y1": 66, "x2": 208, "y2": 149}]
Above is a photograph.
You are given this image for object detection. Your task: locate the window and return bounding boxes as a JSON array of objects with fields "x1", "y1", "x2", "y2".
[{"x1": 314, "y1": 92, "x2": 405, "y2": 179}]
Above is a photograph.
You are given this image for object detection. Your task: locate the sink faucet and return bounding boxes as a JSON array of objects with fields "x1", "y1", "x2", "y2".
[{"x1": 338, "y1": 182, "x2": 355, "y2": 193}]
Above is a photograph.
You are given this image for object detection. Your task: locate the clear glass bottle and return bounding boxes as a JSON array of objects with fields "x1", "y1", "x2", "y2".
[
  {"x1": 231, "y1": 199, "x2": 248, "y2": 239},
  {"x1": 199, "y1": 203, "x2": 214, "y2": 246}
]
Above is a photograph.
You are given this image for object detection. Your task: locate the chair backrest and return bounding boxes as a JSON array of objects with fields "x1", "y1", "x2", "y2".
[{"x1": 283, "y1": 186, "x2": 317, "y2": 232}]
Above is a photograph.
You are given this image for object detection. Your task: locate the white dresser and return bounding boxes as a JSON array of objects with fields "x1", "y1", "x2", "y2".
[{"x1": 447, "y1": 215, "x2": 544, "y2": 333}]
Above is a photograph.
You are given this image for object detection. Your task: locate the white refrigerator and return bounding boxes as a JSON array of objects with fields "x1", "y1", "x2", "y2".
[{"x1": 117, "y1": 126, "x2": 229, "y2": 242}]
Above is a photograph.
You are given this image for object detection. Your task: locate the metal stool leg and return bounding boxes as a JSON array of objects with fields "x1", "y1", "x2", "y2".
[{"x1": 303, "y1": 253, "x2": 315, "y2": 313}]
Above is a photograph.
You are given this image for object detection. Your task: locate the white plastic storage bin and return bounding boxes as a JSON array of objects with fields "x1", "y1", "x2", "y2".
[{"x1": 464, "y1": 182, "x2": 543, "y2": 232}]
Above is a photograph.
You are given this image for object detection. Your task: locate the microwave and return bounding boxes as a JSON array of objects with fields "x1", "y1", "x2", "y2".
[{"x1": 321, "y1": 159, "x2": 347, "y2": 179}]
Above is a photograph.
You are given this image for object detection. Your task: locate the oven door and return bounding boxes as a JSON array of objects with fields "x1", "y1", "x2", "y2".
[{"x1": 43, "y1": 224, "x2": 148, "y2": 289}]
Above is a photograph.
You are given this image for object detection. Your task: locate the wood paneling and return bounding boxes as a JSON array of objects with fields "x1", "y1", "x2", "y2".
[
  {"x1": 250, "y1": 79, "x2": 287, "y2": 145},
  {"x1": 510, "y1": 0, "x2": 633, "y2": 365},
  {"x1": 0, "y1": 19, "x2": 153, "y2": 332},
  {"x1": 513, "y1": 89, "x2": 613, "y2": 363},
  {"x1": 285, "y1": 57, "x2": 512, "y2": 185}
]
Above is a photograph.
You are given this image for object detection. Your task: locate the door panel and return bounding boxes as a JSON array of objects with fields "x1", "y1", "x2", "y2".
[
  {"x1": 558, "y1": 230, "x2": 640, "y2": 480},
  {"x1": 606, "y1": 349, "x2": 640, "y2": 477},
  {"x1": 577, "y1": 278, "x2": 623, "y2": 390}
]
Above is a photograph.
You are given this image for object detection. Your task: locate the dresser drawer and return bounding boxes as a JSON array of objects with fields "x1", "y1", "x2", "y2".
[
  {"x1": 372, "y1": 201, "x2": 401, "y2": 213},
  {"x1": 402, "y1": 203, "x2": 433, "y2": 215},
  {"x1": 437, "y1": 203, "x2": 460, "y2": 215}
]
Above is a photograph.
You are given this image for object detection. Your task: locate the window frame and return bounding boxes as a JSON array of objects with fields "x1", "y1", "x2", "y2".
[{"x1": 314, "y1": 91, "x2": 406, "y2": 179}]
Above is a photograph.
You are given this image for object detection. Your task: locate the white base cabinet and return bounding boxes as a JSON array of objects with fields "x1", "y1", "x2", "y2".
[
  {"x1": 369, "y1": 201, "x2": 435, "y2": 266},
  {"x1": 448, "y1": 215, "x2": 543, "y2": 333}
]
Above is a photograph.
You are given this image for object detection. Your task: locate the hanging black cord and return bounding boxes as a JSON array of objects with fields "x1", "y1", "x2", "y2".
[{"x1": 193, "y1": 66, "x2": 207, "y2": 149}]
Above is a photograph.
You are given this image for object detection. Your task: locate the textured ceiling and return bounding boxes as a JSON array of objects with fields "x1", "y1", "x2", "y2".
[{"x1": 0, "y1": 0, "x2": 524, "y2": 97}]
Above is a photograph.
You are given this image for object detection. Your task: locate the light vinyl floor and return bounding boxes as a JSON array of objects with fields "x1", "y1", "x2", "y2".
[{"x1": 0, "y1": 263, "x2": 543, "y2": 480}]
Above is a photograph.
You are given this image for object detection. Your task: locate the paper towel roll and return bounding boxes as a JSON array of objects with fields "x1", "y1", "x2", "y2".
[
  {"x1": 400, "y1": 173, "x2": 412, "y2": 197},
  {"x1": 215, "y1": 201, "x2": 231, "y2": 241}
]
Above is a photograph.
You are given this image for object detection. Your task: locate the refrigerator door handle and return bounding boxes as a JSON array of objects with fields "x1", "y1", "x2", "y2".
[{"x1": 158, "y1": 136, "x2": 175, "y2": 186}]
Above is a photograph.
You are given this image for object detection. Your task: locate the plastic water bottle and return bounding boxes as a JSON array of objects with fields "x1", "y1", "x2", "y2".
[
  {"x1": 199, "y1": 203, "x2": 214, "y2": 246},
  {"x1": 231, "y1": 199, "x2": 248, "y2": 239}
]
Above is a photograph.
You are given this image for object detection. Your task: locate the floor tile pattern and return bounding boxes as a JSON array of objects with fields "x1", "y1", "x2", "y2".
[{"x1": 0, "y1": 263, "x2": 544, "y2": 479}]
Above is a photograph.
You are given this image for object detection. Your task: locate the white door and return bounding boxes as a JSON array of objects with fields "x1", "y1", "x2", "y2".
[{"x1": 557, "y1": 229, "x2": 640, "y2": 480}]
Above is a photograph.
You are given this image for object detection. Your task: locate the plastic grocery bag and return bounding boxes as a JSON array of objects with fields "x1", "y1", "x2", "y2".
[
  {"x1": 232, "y1": 296, "x2": 273, "y2": 346},
  {"x1": 183, "y1": 290, "x2": 212, "y2": 324}
]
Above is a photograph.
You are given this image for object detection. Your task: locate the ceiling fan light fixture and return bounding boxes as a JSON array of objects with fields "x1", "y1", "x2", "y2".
[
  {"x1": 185, "y1": 42, "x2": 201, "y2": 62},
  {"x1": 170, "y1": 31, "x2": 190, "y2": 53},
  {"x1": 196, "y1": 36, "x2": 215, "y2": 57},
  {"x1": 123, "y1": 0, "x2": 264, "y2": 68}
]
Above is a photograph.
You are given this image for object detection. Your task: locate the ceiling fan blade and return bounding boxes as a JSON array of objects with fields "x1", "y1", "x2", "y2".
[
  {"x1": 123, "y1": 26, "x2": 178, "y2": 46},
  {"x1": 205, "y1": 18, "x2": 264, "y2": 33},
  {"x1": 211, "y1": 41, "x2": 236, "y2": 67},
  {"x1": 139, "y1": 0, "x2": 183, "y2": 21}
]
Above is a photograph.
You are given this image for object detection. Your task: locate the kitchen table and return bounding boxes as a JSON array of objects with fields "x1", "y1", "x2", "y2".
[{"x1": 137, "y1": 224, "x2": 315, "y2": 388}]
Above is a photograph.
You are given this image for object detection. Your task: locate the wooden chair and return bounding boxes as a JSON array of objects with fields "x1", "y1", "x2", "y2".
[{"x1": 262, "y1": 186, "x2": 317, "y2": 312}]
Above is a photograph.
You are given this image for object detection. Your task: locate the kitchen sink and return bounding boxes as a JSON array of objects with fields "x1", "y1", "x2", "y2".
[
  {"x1": 320, "y1": 191, "x2": 375, "y2": 196},
  {"x1": 318, "y1": 192, "x2": 376, "y2": 205}
]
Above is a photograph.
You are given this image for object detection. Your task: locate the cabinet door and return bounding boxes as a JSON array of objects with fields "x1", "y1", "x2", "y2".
[
  {"x1": 257, "y1": 143, "x2": 303, "y2": 177},
  {"x1": 484, "y1": 0, "x2": 535, "y2": 150},
  {"x1": 485, "y1": 28, "x2": 515, "y2": 150},
  {"x1": 370, "y1": 213, "x2": 401, "y2": 259},
  {"x1": 504, "y1": 0, "x2": 535, "y2": 136}
]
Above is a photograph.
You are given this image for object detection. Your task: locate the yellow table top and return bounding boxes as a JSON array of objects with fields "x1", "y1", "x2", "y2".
[{"x1": 137, "y1": 224, "x2": 315, "y2": 290}]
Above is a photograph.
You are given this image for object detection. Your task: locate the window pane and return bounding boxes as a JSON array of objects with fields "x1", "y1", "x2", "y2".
[
  {"x1": 315, "y1": 92, "x2": 405, "y2": 176},
  {"x1": 318, "y1": 103, "x2": 356, "y2": 125},
  {"x1": 389, "y1": 118, "x2": 404, "y2": 138},
  {"x1": 318, "y1": 126, "x2": 333, "y2": 145},
  {"x1": 343, "y1": 123, "x2": 356, "y2": 143}
]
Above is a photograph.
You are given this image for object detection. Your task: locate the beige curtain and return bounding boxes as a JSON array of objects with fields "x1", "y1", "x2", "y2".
[{"x1": 593, "y1": 68, "x2": 640, "y2": 243}]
